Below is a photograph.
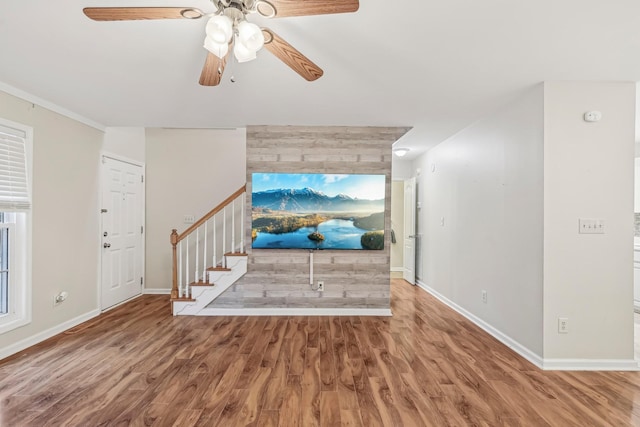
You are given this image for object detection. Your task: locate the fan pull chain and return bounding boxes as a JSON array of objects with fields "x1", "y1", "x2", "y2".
[{"x1": 229, "y1": 39, "x2": 237, "y2": 83}]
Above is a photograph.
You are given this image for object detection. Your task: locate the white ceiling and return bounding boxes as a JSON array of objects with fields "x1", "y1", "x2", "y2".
[{"x1": 2, "y1": 0, "x2": 640, "y2": 159}]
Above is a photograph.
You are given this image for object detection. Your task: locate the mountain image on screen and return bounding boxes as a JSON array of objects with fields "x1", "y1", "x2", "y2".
[
  {"x1": 251, "y1": 173, "x2": 386, "y2": 250},
  {"x1": 252, "y1": 188, "x2": 384, "y2": 212}
]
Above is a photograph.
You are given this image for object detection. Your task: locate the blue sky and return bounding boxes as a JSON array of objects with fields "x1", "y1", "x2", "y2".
[{"x1": 252, "y1": 173, "x2": 386, "y2": 200}]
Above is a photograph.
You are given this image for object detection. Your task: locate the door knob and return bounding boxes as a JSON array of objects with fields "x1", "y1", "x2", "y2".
[{"x1": 103, "y1": 243, "x2": 111, "y2": 248}]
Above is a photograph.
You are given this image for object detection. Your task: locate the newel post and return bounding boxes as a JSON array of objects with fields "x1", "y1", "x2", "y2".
[{"x1": 170, "y1": 229, "x2": 179, "y2": 300}]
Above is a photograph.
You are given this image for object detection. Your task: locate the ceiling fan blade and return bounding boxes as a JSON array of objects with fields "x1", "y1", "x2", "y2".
[
  {"x1": 83, "y1": 7, "x2": 205, "y2": 21},
  {"x1": 200, "y1": 52, "x2": 228, "y2": 86},
  {"x1": 263, "y1": 0, "x2": 359, "y2": 18},
  {"x1": 262, "y1": 29, "x2": 323, "y2": 81}
]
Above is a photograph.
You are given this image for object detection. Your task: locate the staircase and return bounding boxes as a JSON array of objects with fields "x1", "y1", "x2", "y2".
[{"x1": 170, "y1": 185, "x2": 248, "y2": 316}]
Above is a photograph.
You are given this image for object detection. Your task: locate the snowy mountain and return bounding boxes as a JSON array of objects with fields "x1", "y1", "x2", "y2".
[{"x1": 252, "y1": 188, "x2": 383, "y2": 212}]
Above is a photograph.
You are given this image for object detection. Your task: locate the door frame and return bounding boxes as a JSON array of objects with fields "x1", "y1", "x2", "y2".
[
  {"x1": 98, "y1": 152, "x2": 146, "y2": 311},
  {"x1": 403, "y1": 177, "x2": 417, "y2": 285}
]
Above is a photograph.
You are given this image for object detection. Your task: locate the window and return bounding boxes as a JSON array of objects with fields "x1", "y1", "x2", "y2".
[{"x1": 0, "y1": 119, "x2": 32, "y2": 334}]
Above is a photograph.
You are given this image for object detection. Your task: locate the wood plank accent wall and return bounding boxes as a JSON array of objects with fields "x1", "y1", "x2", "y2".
[{"x1": 209, "y1": 125, "x2": 411, "y2": 309}]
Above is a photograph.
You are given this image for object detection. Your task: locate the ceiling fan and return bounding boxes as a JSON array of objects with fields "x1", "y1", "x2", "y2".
[{"x1": 83, "y1": 0, "x2": 359, "y2": 86}]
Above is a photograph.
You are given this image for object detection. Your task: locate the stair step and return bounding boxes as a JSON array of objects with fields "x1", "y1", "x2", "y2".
[
  {"x1": 206, "y1": 266, "x2": 231, "y2": 272},
  {"x1": 171, "y1": 296, "x2": 195, "y2": 302},
  {"x1": 173, "y1": 250, "x2": 248, "y2": 316},
  {"x1": 190, "y1": 281, "x2": 214, "y2": 287}
]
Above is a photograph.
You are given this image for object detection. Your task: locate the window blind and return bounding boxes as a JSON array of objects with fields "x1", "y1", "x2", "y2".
[{"x1": 0, "y1": 124, "x2": 30, "y2": 211}]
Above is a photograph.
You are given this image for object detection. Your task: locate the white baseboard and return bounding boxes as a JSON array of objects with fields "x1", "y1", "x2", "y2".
[
  {"x1": 416, "y1": 280, "x2": 640, "y2": 371},
  {"x1": 416, "y1": 280, "x2": 544, "y2": 369},
  {"x1": 542, "y1": 359, "x2": 640, "y2": 371},
  {"x1": 195, "y1": 308, "x2": 393, "y2": 316},
  {"x1": 144, "y1": 288, "x2": 171, "y2": 295},
  {"x1": 0, "y1": 309, "x2": 101, "y2": 362},
  {"x1": 390, "y1": 267, "x2": 403, "y2": 272}
]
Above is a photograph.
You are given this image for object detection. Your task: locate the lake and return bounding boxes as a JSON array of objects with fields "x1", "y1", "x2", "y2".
[{"x1": 252, "y1": 219, "x2": 367, "y2": 250}]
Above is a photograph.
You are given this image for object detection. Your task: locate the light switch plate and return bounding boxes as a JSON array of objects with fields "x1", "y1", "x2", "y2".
[{"x1": 578, "y1": 218, "x2": 604, "y2": 234}]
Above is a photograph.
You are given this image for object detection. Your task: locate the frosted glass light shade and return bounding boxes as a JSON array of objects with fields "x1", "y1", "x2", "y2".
[
  {"x1": 237, "y1": 21, "x2": 265, "y2": 51},
  {"x1": 204, "y1": 36, "x2": 229, "y2": 58},
  {"x1": 233, "y1": 39, "x2": 257, "y2": 62},
  {"x1": 205, "y1": 15, "x2": 233, "y2": 44},
  {"x1": 393, "y1": 148, "x2": 410, "y2": 157}
]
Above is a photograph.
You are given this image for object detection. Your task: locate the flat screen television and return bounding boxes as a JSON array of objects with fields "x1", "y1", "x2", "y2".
[{"x1": 251, "y1": 172, "x2": 386, "y2": 250}]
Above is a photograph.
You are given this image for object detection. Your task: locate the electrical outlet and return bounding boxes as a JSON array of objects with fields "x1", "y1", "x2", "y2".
[
  {"x1": 317, "y1": 281, "x2": 324, "y2": 292},
  {"x1": 481, "y1": 290, "x2": 487, "y2": 304},
  {"x1": 53, "y1": 291, "x2": 68, "y2": 307},
  {"x1": 558, "y1": 317, "x2": 569, "y2": 334}
]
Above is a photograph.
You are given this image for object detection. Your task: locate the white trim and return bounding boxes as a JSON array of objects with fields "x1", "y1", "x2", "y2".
[
  {"x1": 0, "y1": 118, "x2": 33, "y2": 335},
  {"x1": 390, "y1": 267, "x2": 403, "y2": 272},
  {"x1": 416, "y1": 280, "x2": 640, "y2": 371},
  {"x1": 0, "y1": 82, "x2": 106, "y2": 132},
  {"x1": 0, "y1": 309, "x2": 100, "y2": 362},
  {"x1": 195, "y1": 308, "x2": 392, "y2": 316},
  {"x1": 144, "y1": 288, "x2": 171, "y2": 295},
  {"x1": 542, "y1": 359, "x2": 640, "y2": 371},
  {"x1": 416, "y1": 280, "x2": 544, "y2": 369},
  {"x1": 98, "y1": 155, "x2": 145, "y2": 311},
  {"x1": 100, "y1": 152, "x2": 145, "y2": 168}
]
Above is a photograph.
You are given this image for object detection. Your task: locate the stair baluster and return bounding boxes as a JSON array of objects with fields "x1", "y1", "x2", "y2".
[
  {"x1": 240, "y1": 192, "x2": 245, "y2": 252},
  {"x1": 195, "y1": 228, "x2": 199, "y2": 285},
  {"x1": 203, "y1": 221, "x2": 208, "y2": 283},
  {"x1": 170, "y1": 185, "x2": 246, "y2": 308},
  {"x1": 213, "y1": 215, "x2": 217, "y2": 271},
  {"x1": 222, "y1": 207, "x2": 226, "y2": 267},
  {"x1": 178, "y1": 240, "x2": 183, "y2": 297},
  {"x1": 185, "y1": 235, "x2": 190, "y2": 298}
]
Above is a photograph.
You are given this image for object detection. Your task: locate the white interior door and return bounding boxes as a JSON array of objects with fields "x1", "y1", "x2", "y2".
[
  {"x1": 403, "y1": 177, "x2": 417, "y2": 285},
  {"x1": 101, "y1": 156, "x2": 144, "y2": 310}
]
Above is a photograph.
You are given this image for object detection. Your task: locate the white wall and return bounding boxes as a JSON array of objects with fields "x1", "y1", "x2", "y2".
[
  {"x1": 145, "y1": 128, "x2": 246, "y2": 291},
  {"x1": 392, "y1": 157, "x2": 413, "y2": 180},
  {"x1": 103, "y1": 127, "x2": 145, "y2": 162},
  {"x1": 0, "y1": 90, "x2": 103, "y2": 355},
  {"x1": 543, "y1": 81, "x2": 635, "y2": 361},
  {"x1": 414, "y1": 85, "x2": 545, "y2": 356}
]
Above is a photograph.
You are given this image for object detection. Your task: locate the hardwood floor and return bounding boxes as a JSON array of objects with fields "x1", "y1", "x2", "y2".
[{"x1": 2, "y1": 279, "x2": 640, "y2": 426}]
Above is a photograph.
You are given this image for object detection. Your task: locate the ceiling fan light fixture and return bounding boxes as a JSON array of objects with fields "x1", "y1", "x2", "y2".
[
  {"x1": 204, "y1": 36, "x2": 229, "y2": 59},
  {"x1": 237, "y1": 21, "x2": 265, "y2": 51},
  {"x1": 233, "y1": 39, "x2": 257, "y2": 62},
  {"x1": 206, "y1": 15, "x2": 233, "y2": 44}
]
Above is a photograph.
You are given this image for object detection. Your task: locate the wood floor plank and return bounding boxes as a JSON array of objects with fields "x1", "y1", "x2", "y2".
[
  {"x1": 261, "y1": 351, "x2": 289, "y2": 410},
  {"x1": 306, "y1": 316, "x2": 320, "y2": 348},
  {"x1": 277, "y1": 374, "x2": 302, "y2": 427},
  {"x1": 339, "y1": 409, "x2": 364, "y2": 427},
  {"x1": 2, "y1": 279, "x2": 640, "y2": 426},
  {"x1": 319, "y1": 329, "x2": 336, "y2": 391},
  {"x1": 228, "y1": 367, "x2": 271, "y2": 426},
  {"x1": 320, "y1": 390, "x2": 341, "y2": 427},
  {"x1": 255, "y1": 409, "x2": 279, "y2": 427}
]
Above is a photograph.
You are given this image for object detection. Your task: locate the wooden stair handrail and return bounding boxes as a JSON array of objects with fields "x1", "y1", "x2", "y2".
[
  {"x1": 170, "y1": 184, "x2": 246, "y2": 304},
  {"x1": 176, "y1": 184, "x2": 246, "y2": 243}
]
